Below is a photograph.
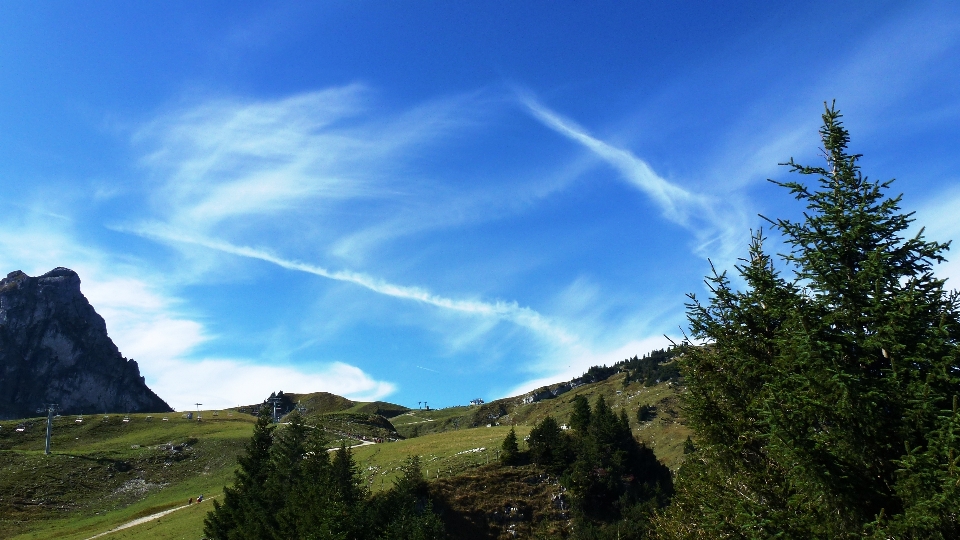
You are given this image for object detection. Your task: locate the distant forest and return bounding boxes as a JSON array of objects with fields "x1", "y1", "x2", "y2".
[{"x1": 617, "y1": 349, "x2": 680, "y2": 387}]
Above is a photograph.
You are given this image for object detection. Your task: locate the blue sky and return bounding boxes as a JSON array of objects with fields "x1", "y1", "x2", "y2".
[{"x1": 1, "y1": 2, "x2": 959, "y2": 411}]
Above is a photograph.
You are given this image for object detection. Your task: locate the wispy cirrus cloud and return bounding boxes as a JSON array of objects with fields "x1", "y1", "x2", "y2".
[
  {"x1": 124, "y1": 86, "x2": 704, "y2": 404},
  {"x1": 520, "y1": 95, "x2": 749, "y2": 261},
  {"x1": 131, "y1": 223, "x2": 579, "y2": 347},
  {"x1": 126, "y1": 87, "x2": 620, "y2": 356},
  {"x1": 134, "y1": 85, "x2": 482, "y2": 243},
  {"x1": 129, "y1": 223, "x2": 682, "y2": 402}
]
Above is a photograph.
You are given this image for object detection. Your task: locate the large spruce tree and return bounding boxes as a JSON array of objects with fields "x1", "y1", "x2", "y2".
[
  {"x1": 656, "y1": 104, "x2": 960, "y2": 538},
  {"x1": 205, "y1": 406, "x2": 277, "y2": 540}
]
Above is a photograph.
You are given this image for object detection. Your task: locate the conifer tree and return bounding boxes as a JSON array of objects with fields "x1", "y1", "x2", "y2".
[
  {"x1": 500, "y1": 427, "x2": 520, "y2": 465},
  {"x1": 637, "y1": 404, "x2": 655, "y2": 423},
  {"x1": 331, "y1": 443, "x2": 365, "y2": 508},
  {"x1": 681, "y1": 436, "x2": 695, "y2": 455},
  {"x1": 528, "y1": 415, "x2": 568, "y2": 473},
  {"x1": 280, "y1": 422, "x2": 342, "y2": 540},
  {"x1": 570, "y1": 394, "x2": 592, "y2": 432},
  {"x1": 368, "y1": 456, "x2": 446, "y2": 540},
  {"x1": 270, "y1": 411, "x2": 310, "y2": 539},
  {"x1": 656, "y1": 103, "x2": 960, "y2": 538},
  {"x1": 205, "y1": 409, "x2": 447, "y2": 539},
  {"x1": 204, "y1": 405, "x2": 276, "y2": 540}
]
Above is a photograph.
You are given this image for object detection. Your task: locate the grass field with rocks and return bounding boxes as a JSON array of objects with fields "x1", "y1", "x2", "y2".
[{"x1": 0, "y1": 372, "x2": 690, "y2": 539}]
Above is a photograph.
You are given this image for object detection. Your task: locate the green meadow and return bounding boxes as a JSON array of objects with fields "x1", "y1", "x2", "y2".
[
  {"x1": 0, "y1": 411, "x2": 255, "y2": 540},
  {"x1": 0, "y1": 375, "x2": 688, "y2": 539}
]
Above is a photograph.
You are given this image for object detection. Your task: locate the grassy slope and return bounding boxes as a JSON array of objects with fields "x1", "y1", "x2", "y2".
[
  {"x1": 391, "y1": 372, "x2": 690, "y2": 469},
  {"x1": 351, "y1": 425, "x2": 531, "y2": 493},
  {"x1": 0, "y1": 411, "x2": 254, "y2": 540},
  {"x1": 272, "y1": 392, "x2": 410, "y2": 442},
  {"x1": 0, "y1": 374, "x2": 689, "y2": 539},
  {"x1": 280, "y1": 392, "x2": 410, "y2": 419},
  {"x1": 95, "y1": 501, "x2": 212, "y2": 540},
  {"x1": 347, "y1": 374, "x2": 689, "y2": 539},
  {"x1": 324, "y1": 373, "x2": 691, "y2": 494}
]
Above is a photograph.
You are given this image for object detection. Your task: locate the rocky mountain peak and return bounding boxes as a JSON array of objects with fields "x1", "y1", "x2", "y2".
[{"x1": 0, "y1": 267, "x2": 171, "y2": 420}]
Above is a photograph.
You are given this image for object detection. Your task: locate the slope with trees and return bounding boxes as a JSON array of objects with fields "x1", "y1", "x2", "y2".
[
  {"x1": 507, "y1": 394, "x2": 674, "y2": 538},
  {"x1": 204, "y1": 407, "x2": 444, "y2": 540}
]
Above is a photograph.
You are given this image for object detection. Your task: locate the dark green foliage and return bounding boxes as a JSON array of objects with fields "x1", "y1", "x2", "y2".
[
  {"x1": 637, "y1": 404, "x2": 656, "y2": 423},
  {"x1": 205, "y1": 405, "x2": 276, "y2": 540},
  {"x1": 570, "y1": 394, "x2": 592, "y2": 433},
  {"x1": 528, "y1": 416, "x2": 572, "y2": 474},
  {"x1": 330, "y1": 443, "x2": 365, "y2": 508},
  {"x1": 366, "y1": 456, "x2": 446, "y2": 540},
  {"x1": 281, "y1": 427, "x2": 348, "y2": 539},
  {"x1": 582, "y1": 364, "x2": 620, "y2": 383},
  {"x1": 205, "y1": 410, "x2": 445, "y2": 539},
  {"x1": 523, "y1": 397, "x2": 673, "y2": 538},
  {"x1": 569, "y1": 396, "x2": 671, "y2": 527},
  {"x1": 500, "y1": 427, "x2": 520, "y2": 465},
  {"x1": 620, "y1": 349, "x2": 681, "y2": 387},
  {"x1": 681, "y1": 436, "x2": 695, "y2": 455},
  {"x1": 657, "y1": 104, "x2": 960, "y2": 538}
]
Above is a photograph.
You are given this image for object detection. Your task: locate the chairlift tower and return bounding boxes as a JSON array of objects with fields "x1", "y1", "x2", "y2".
[
  {"x1": 36, "y1": 404, "x2": 59, "y2": 455},
  {"x1": 266, "y1": 396, "x2": 283, "y2": 423}
]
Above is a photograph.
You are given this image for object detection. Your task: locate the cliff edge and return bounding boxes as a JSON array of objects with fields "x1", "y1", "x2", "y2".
[{"x1": 0, "y1": 268, "x2": 171, "y2": 419}]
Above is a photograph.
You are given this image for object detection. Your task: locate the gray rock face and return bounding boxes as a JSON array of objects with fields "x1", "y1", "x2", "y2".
[{"x1": 0, "y1": 268, "x2": 171, "y2": 420}]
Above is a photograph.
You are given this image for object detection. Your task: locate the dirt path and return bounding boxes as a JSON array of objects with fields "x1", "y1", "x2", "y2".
[
  {"x1": 327, "y1": 438, "x2": 376, "y2": 452},
  {"x1": 84, "y1": 499, "x2": 211, "y2": 539}
]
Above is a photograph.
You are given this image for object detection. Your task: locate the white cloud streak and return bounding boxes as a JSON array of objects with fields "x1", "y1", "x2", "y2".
[
  {"x1": 132, "y1": 224, "x2": 579, "y2": 347},
  {"x1": 127, "y1": 87, "x2": 706, "y2": 401},
  {"x1": 137, "y1": 86, "x2": 370, "y2": 231},
  {"x1": 523, "y1": 100, "x2": 701, "y2": 225},
  {"x1": 520, "y1": 96, "x2": 748, "y2": 261}
]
